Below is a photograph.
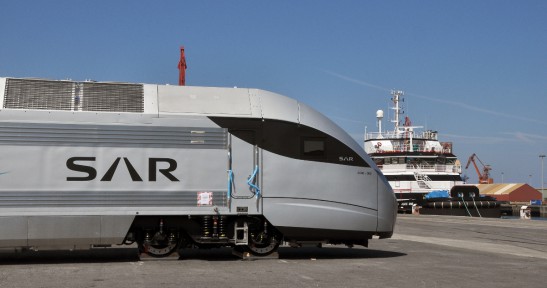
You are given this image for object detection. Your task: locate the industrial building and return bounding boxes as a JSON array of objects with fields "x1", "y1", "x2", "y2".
[{"x1": 476, "y1": 184, "x2": 542, "y2": 202}]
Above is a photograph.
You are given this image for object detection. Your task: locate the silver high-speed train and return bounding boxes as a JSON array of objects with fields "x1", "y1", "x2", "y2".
[{"x1": 0, "y1": 77, "x2": 396, "y2": 257}]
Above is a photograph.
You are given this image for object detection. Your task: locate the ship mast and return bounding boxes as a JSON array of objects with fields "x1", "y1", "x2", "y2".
[{"x1": 390, "y1": 90, "x2": 404, "y2": 136}]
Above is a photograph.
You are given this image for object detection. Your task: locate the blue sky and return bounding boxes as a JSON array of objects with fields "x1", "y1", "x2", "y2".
[{"x1": 1, "y1": 0, "x2": 546, "y2": 187}]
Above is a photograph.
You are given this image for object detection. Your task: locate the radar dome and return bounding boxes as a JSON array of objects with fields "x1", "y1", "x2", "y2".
[{"x1": 376, "y1": 110, "x2": 384, "y2": 119}]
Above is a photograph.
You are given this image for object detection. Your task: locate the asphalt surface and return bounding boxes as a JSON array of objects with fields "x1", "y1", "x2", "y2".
[{"x1": 1, "y1": 214, "x2": 546, "y2": 288}]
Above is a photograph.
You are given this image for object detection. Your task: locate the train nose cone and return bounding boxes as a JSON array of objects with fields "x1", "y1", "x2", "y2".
[{"x1": 376, "y1": 177, "x2": 397, "y2": 238}]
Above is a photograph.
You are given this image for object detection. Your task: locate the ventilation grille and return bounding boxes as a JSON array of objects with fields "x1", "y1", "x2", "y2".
[
  {"x1": 81, "y1": 82, "x2": 144, "y2": 112},
  {"x1": 3, "y1": 78, "x2": 144, "y2": 113},
  {"x1": 4, "y1": 79, "x2": 74, "y2": 110}
]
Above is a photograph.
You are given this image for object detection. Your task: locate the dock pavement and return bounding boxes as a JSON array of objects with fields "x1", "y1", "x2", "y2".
[{"x1": 1, "y1": 214, "x2": 546, "y2": 287}]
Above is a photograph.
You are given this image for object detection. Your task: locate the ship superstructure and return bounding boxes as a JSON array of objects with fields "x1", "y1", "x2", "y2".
[{"x1": 364, "y1": 90, "x2": 463, "y2": 211}]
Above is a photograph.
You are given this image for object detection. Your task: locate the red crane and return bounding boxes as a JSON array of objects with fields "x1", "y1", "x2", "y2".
[
  {"x1": 178, "y1": 46, "x2": 187, "y2": 86},
  {"x1": 465, "y1": 153, "x2": 494, "y2": 184}
]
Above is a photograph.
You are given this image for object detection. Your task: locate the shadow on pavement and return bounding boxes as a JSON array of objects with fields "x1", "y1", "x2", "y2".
[
  {"x1": 279, "y1": 246, "x2": 406, "y2": 259},
  {"x1": 0, "y1": 248, "x2": 140, "y2": 265},
  {"x1": 0, "y1": 246, "x2": 405, "y2": 264}
]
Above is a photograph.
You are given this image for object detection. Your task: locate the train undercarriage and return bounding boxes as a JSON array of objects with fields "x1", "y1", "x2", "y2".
[{"x1": 125, "y1": 215, "x2": 283, "y2": 258}]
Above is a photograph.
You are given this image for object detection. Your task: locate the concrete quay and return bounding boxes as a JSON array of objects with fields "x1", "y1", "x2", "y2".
[{"x1": 1, "y1": 214, "x2": 546, "y2": 288}]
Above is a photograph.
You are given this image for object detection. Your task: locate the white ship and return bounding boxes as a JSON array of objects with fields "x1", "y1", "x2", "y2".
[{"x1": 364, "y1": 90, "x2": 464, "y2": 212}]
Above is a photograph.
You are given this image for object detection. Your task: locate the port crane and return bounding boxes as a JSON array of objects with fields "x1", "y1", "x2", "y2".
[
  {"x1": 178, "y1": 46, "x2": 187, "y2": 86},
  {"x1": 465, "y1": 153, "x2": 494, "y2": 184}
]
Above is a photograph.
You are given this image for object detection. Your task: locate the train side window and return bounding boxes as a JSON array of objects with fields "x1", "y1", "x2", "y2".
[{"x1": 302, "y1": 138, "x2": 325, "y2": 157}]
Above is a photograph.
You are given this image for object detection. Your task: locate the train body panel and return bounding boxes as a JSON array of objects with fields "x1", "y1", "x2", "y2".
[
  {"x1": 0, "y1": 77, "x2": 396, "y2": 255},
  {"x1": 262, "y1": 152, "x2": 378, "y2": 208}
]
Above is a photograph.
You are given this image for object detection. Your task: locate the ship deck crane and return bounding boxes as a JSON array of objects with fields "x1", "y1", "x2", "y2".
[{"x1": 465, "y1": 153, "x2": 493, "y2": 184}]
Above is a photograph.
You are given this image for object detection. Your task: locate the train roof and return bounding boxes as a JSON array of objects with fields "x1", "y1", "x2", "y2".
[{"x1": 0, "y1": 77, "x2": 370, "y2": 167}]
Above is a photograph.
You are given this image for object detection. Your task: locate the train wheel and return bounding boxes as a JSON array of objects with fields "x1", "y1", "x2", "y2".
[
  {"x1": 246, "y1": 234, "x2": 280, "y2": 256},
  {"x1": 141, "y1": 242, "x2": 178, "y2": 258}
]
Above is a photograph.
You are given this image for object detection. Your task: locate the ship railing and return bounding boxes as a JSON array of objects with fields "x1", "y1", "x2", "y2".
[
  {"x1": 381, "y1": 163, "x2": 456, "y2": 172},
  {"x1": 371, "y1": 147, "x2": 453, "y2": 154},
  {"x1": 435, "y1": 165, "x2": 447, "y2": 172},
  {"x1": 392, "y1": 143, "x2": 437, "y2": 153},
  {"x1": 368, "y1": 140, "x2": 453, "y2": 154},
  {"x1": 380, "y1": 164, "x2": 407, "y2": 170},
  {"x1": 366, "y1": 131, "x2": 439, "y2": 141}
]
